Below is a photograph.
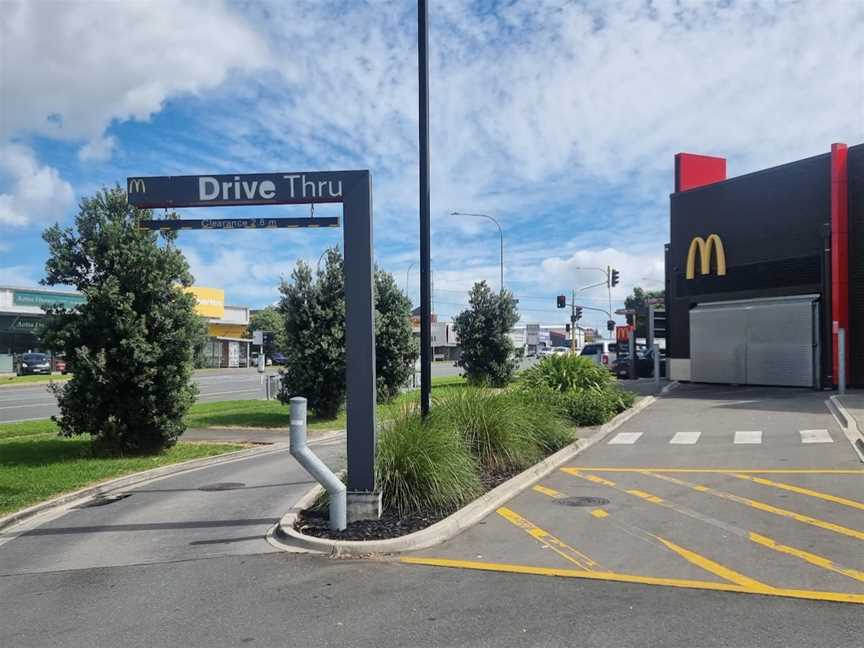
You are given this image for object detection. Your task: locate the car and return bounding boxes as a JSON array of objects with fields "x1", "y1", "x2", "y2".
[
  {"x1": 612, "y1": 346, "x2": 667, "y2": 379},
  {"x1": 17, "y1": 352, "x2": 52, "y2": 376},
  {"x1": 53, "y1": 356, "x2": 68, "y2": 374},
  {"x1": 271, "y1": 352, "x2": 288, "y2": 366},
  {"x1": 579, "y1": 341, "x2": 618, "y2": 369},
  {"x1": 537, "y1": 347, "x2": 555, "y2": 358},
  {"x1": 550, "y1": 347, "x2": 571, "y2": 356}
]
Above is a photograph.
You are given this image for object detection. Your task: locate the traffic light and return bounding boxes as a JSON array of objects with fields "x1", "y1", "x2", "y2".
[
  {"x1": 574, "y1": 306, "x2": 583, "y2": 320},
  {"x1": 610, "y1": 268, "x2": 620, "y2": 287},
  {"x1": 607, "y1": 319, "x2": 615, "y2": 332},
  {"x1": 565, "y1": 323, "x2": 571, "y2": 333},
  {"x1": 556, "y1": 295, "x2": 566, "y2": 308}
]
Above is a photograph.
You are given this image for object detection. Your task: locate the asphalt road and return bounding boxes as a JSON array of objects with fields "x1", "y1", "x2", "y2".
[
  {"x1": 3, "y1": 384, "x2": 860, "y2": 647},
  {"x1": 0, "y1": 362, "x2": 469, "y2": 424}
]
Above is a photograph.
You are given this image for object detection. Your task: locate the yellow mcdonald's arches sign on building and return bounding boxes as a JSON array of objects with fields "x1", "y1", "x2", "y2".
[
  {"x1": 184, "y1": 286, "x2": 225, "y2": 318},
  {"x1": 686, "y1": 234, "x2": 726, "y2": 279}
]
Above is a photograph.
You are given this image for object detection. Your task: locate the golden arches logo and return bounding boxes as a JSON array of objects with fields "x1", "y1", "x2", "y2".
[
  {"x1": 128, "y1": 178, "x2": 146, "y2": 193},
  {"x1": 686, "y1": 234, "x2": 726, "y2": 279}
]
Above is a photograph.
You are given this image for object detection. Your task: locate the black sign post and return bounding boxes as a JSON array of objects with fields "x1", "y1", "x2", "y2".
[{"x1": 128, "y1": 171, "x2": 378, "y2": 503}]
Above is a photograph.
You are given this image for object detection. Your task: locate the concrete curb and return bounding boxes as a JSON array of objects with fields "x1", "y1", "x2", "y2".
[
  {"x1": 661, "y1": 380, "x2": 680, "y2": 395},
  {"x1": 0, "y1": 443, "x2": 288, "y2": 533},
  {"x1": 269, "y1": 395, "x2": 658, "y2": 557},
  {"x1": 827, "y1": 396, "x2": 864, "y2": 463}
]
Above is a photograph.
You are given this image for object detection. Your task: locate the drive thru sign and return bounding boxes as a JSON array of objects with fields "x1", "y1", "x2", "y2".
[{"x1": 128, "y1": 171, "x2": 378, "y2": 495}]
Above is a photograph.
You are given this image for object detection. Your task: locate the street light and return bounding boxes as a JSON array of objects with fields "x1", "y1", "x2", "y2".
[{"x1": 450, "y1": 211, "x2": 504, "y2": 292}]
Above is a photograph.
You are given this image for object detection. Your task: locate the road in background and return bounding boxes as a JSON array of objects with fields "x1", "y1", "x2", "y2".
[
  {"x1": 0, "y1": 361, "x2": 473, "y2": 424},
  {"x1": 0, "y1": 368, "x2": 280, "y2": 423}
]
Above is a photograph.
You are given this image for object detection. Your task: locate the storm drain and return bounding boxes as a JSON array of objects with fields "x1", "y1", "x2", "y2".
[
  {"x1": 76, "y1": 493, "x2": 132, "y2": 508},
  {"x1": 198, "y1": 482, "x2": 246, "y2": 492},
  {"x1": 555, "y1": 496, "x2": 610, "y2": 507}
]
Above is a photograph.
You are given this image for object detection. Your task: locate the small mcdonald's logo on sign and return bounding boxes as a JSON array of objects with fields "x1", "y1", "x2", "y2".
[
  {"x1": 686, "y1": 234, "x2": 726, "y2": 279},
  {"x1": 128, "y1": 178, "x2": 146, "y2": 194}
]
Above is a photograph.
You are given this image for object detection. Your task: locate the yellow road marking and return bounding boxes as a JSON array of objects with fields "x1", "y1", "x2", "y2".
[
  {"x1": 496, "y1": 507, "x2": 599, "y2": 570},
  {"x1": 561, "y1": 469, "x2": 616, "y2": 486},
  {"x1": 532, "y1": 484, "x2": 564, "y2": 498},
  {"x1": 626, "y1": 489, "x2": 664, "y2": 504},
  {"x1": 399, "y1": 557, "x2": 864, "y2": 605},
  {"x1": 565, "y1": 468, "x2": 864, "y2": 584},
  {"x1": 748, "y1": 532, "x2": 864, "y2": 584},
  {"x1": 651, "y1": 535, "x2": 770, "y2": 589},
  {"x1": 732, "y1": 474, "x2": 864, "y2": 512},
  {"x1": 644, "y1": 472, "x2": 864, "y2": 542},
  {"x1": 591, "y1": 509, "x2": 609, "y2": 518},
  {"x1": 568, "y1": 468, "x2": 864, "y2": 475}
]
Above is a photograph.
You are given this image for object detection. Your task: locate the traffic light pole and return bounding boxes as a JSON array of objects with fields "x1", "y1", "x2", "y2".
[{"x1": 570, "y1": 289, "x2": 577, "y2": 353}]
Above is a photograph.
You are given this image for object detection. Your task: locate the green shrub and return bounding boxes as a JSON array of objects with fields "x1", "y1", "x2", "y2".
[
  {"x1": 503, "y1": 389, "x2": 575, "y2": 453},
  {"x1": 609, "y1": 386, "x2": 636, "y2": 413},
  {"x1": 519, "y1": 355, "x2": 616, "y2": 393},
  {"x1": 433, "y1": 388, "x2": 541, "y2": 470},
  {"x1": 561, "y1": 388, "x2": 618, "y2": 426},
  {"x1": 376, "y1": 405, "x2": 482, "y2": 516}
]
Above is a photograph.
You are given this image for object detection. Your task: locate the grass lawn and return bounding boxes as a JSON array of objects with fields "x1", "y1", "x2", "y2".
[
  {"x1": 185, "y1": 375, "x2": 467, "y2": 430},
  {"x1": 0, "y1": 373, "x2": 71, "y2": 387},
  {"x1": 0, "y1": 425, "x2": 245, "y2": 516}
]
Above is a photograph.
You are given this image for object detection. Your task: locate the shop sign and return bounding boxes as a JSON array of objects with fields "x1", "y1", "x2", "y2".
[
  {"x1": 184, "y1": 287, "x2": 225, "y2": 319},
  {"x1": 13, "y1": 290, "x2": 85, "y2": 309}
]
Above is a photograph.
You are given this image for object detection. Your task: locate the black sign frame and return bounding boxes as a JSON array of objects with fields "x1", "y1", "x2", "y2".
[{"x1": 128, "y1": 171, "x2": 378, "y2": 494}]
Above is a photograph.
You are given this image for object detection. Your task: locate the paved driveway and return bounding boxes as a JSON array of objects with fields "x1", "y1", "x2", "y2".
[{"x1": 404, "y1": 384, "x2": 864, "y2": 605}]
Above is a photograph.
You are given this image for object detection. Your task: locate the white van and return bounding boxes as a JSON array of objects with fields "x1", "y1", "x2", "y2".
[{"x1": 579, "y1": 341, "x2": 618, "y2": 368}]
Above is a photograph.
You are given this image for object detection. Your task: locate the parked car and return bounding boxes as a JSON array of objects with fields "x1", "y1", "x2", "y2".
[
  {"x1": 271, "y1": 352, "x2": 288, "y2": 366},
  {"x1": 53, "y1": 356, "x2": 68, "y2": 374},
  {"x1": 537, "y1": 347, "x2": 555, "y2": 358},
  {"x1": 612, "y1": 346, "x2": 666, "y2": 379},
  {"x1": 550, "y1": 347, "x2": 571, "y2": 356},
  {"x1": 579, "y1": 341, "x2": 618, "y2": 369},
  {"x1": 17, "y1": 352, "x2": 52, "y2": 376}
]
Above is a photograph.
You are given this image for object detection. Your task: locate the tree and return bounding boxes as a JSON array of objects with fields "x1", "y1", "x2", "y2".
[
  {"x1": 276, "y1": 248, "x2": 418, "y2": 415},
  {"x1": 452, "y1": 281, "x2": 520, "y2": 387},
  {"x1": 40, "y1": 187, "x2": 200, "y2": 455},
  {"x1": 624, "y1": 286, "x2": 665, "y2": 339},
  {"x1": 192, "y1": 316, "x2": 211, "y2": 369},
  {"x1": 248, "y1": 306, "x2": 287, "y2": 357},
  {"x1": 278, "y1": 249, "x2": 345, "y2": 418},
  {"x1": 374, "y1": 269, "x2": 418, "y2": 401}
]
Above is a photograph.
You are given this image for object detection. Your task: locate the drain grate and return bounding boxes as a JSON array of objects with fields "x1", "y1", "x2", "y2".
[
  {"x1": 76, "y1": 493, "x2": 132, "y2": 508},
  {"x1": 555, "y1": 496, "x2": 610, "y2": 507},
  {"x1": 198, "y1": 482, "x2": 246, "y2": 492}
]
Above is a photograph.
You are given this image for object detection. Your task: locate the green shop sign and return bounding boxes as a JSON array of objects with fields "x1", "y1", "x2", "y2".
[
  {"x1": 13, "y1": 290, "x2": 85, "y2": 309},
  {"x1": 0, "y1": 315, "x2": 45, "y2": 333}
]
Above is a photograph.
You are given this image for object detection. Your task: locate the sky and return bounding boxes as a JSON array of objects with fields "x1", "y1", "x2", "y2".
[{"x1": 1, "y1": 0, "x2": 863, "y2": 332}]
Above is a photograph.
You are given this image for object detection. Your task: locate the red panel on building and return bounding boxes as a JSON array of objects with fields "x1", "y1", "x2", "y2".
[
  {"x1": 675, "y1": 153, "x2": 727, "y2": 192},
  {"x1": 831, "y1": 143, "x2": 849, "y2": 384}
]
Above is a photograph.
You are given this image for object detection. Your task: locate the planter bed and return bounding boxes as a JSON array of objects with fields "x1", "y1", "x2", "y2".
[{"x1": 294, "y1": 464, "x2": 523, "y2": 541}]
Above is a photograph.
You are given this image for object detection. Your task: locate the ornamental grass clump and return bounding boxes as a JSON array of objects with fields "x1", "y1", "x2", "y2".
[
  {"x1": 433, "y1": 388, "x2": 542, "y2": 470},
  {"x1": 376, "y1": 405, "x2": 482, "y2": 517},
  {"x1": 519, "y1": 354, "x2": 616, "y2": 393},
  {"x1": 503, "y1": 389, "x2": 575, "y2": 453}
]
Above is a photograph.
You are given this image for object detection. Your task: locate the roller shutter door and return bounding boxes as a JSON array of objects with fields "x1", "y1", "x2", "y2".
[{"x1": 689, "y1": 295, "x2": 818, "y2": 387}]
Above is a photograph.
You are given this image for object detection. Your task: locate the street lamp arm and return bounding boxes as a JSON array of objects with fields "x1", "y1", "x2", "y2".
[{"x1": 450, "y1": 211, "x2": 504, "y2": 293}]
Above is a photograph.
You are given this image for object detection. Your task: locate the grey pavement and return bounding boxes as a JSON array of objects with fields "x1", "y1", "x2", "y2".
[
  {"x1": 405, "y1": 384, "x2": 864, "y2": 607},
  {"x1": 2, "y1": 383, "x2": 862, "y2": 647}
]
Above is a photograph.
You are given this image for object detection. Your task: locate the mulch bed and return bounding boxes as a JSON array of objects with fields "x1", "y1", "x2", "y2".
[{"x1": 295, "y1": 464, "x2": 522, "y2": 541}]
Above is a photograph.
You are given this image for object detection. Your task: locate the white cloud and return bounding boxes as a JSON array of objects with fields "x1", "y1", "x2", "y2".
[
  {"x1": 0, "y1": 264, "x2": 40, "y2": 288},
  {"x1": 0, "y1": 144, "x2": 74, "y2": 226},
  {"x1": 78, "y1": 135, "x2": 117, "y2": 163},
  {"x1": 1, "y1": 1, "x2": 270, "y2": 144}
]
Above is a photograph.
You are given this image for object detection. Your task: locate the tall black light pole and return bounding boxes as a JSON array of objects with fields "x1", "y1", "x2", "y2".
[{"x1": 418, "y1": 0, "x2": 432, "y2": 417}]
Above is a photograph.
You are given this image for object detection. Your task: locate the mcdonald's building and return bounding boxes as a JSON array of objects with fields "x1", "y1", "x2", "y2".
[{"x1": 665, "y1": 142, "x2": 864, "y2": 388}]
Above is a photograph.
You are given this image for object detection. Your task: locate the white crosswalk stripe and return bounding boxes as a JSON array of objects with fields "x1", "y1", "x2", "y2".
[
  {"x1": 607, "y1": 432, "x2": 643, "y2": 445},
  {"x1": 800, "y1": 429, "x2": 833, "y2": 444},
  {"x1": 734, "y1": 430, "x2": 763, "y2": 444},
  {"x1": 669, "y1": 431, "x2": 701, "y2": 444},
  {"x1": 604, "y1": 429, "x2": 836, "y2": 446}
]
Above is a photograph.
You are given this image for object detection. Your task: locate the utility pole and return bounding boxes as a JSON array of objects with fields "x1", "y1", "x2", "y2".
[
  {"x1": 571, "y1": 289, "x2": 576, "y2": 354},
  {"x1": 418, "y1": 0, "x2": 431, "y2": 417}
]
